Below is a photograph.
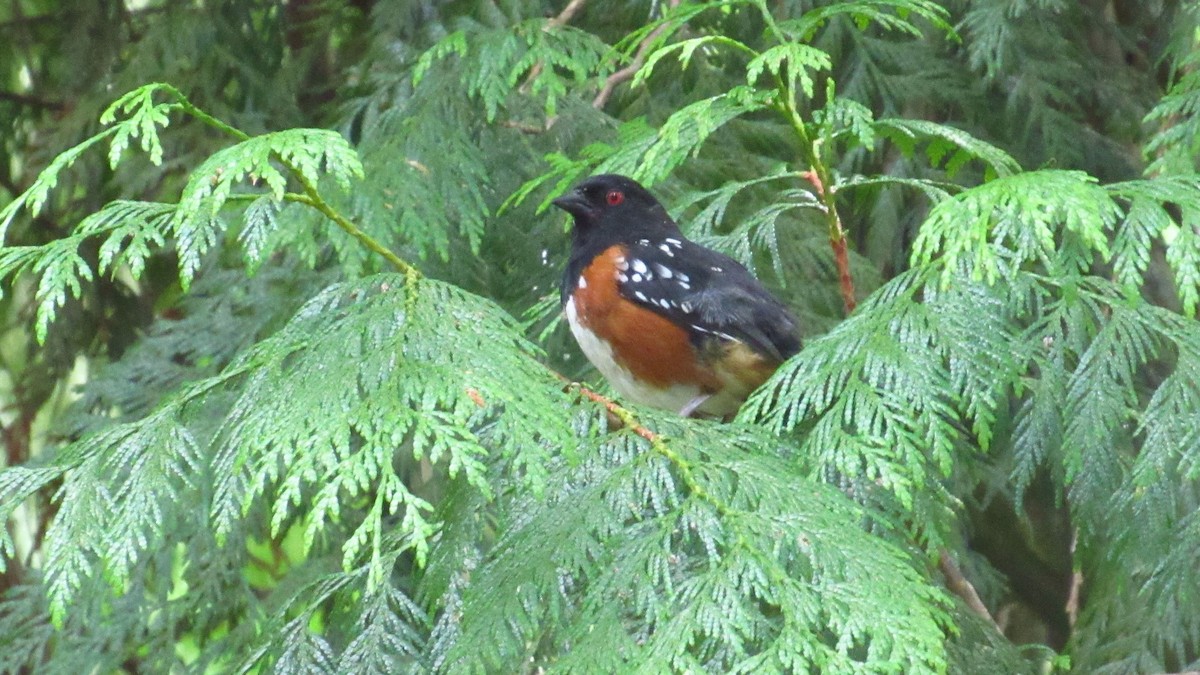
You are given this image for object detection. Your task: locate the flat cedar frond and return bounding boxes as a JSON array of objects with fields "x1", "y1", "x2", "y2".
[
  {"x1": 1108, "y1": 176, "x2": 1200, "y2": 313},
  {"x1": 779, "y1": 0, "x2": 953, "y2": 42},
  {"x1": 741, "y1": 270, "x2": 980, "y2": 548},
  {"x1": 912, "y1": 170, "x2": 1120, "y2": 285},
  {"x1": 414, "y1": 18, "x2": 609, "y2": 122},
  {"x1": 1143, "y1": 48, "x2": 1200, "y2": 175},
  {"x1": 172, "y1": 128, "x2": 363, "y2": 285},
  {"x1": 0, "y1": 85, "x2": 370, "y2": 340},
  {"x1": 210, "y1": 276, "x2": 573, "y2": 569},
  {"x1": 875, "y1": 118, "x2": 1021, "y2": 179},
  {"x1": 340, "y1": 96, "x2": 492, "y2": 263},
  {"x1": 432, "y1": 418, "x2": 952, "y2": 673}
]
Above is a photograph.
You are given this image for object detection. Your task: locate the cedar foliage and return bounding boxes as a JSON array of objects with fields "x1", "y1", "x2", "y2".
[{"x1": 1, "y1": 1, "x2": 1198, "y2": 673}]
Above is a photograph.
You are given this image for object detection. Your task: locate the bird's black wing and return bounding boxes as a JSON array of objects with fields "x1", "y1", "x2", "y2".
[{"x1": 613, "y1": 237, "x2": 801, "y2": 361}]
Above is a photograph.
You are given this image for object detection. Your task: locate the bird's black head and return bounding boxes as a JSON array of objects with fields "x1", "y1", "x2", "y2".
[{"x1": 552, "y1": 174, "x2": 678, "y2": 241}]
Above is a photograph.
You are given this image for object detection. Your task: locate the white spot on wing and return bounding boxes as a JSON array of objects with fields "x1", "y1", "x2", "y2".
[
  {"x1": 631, "y1": 259, "x2": 647, "y2": 274},
  {"x1": 665, "y1": 238, "x2": 682, "y2": 247},
  {"x1": 631, "y1": 273, "x2": 642, "y2": 283},
  {"x1": 616, "y1": 272, "x2": 628, "y2": 282},
  {"x1": 654, "y1": 264, "x2": 673, "y2": 279},
  {"x1": 681, "y1": 302, "x2": 693, "y2": 313},
  {"x1": 690, "y1": 324, "x2": 737, "y2": 342},
  {"x1": 578, "y1": 275, "x2": 587, "y2": 289},
  {"x1": 710, "y1": 266, "x2": 723, "y2": 273},
  {"x1": 635, "y1": 291, "x2": 648, "y2": 302},
  {"x1": 676, "y1": 272, "x2": 690, "y2": 283},
  {"x1": 616, "y1": 256, "x2": 629, "y2": 271},
  {"x1": 678, "y1": 281, "x2": 691, "y2": 290}
]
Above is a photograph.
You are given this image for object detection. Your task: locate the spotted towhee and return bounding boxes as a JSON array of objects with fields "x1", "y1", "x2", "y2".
[{"x1": 553, "y1": 174, "x2": 801, "y2": 418}]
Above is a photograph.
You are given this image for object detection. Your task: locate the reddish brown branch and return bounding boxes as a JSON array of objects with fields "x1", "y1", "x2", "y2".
[
  {"x1": 550, "y1": 0, "x2": 589, "y2": 26},
  {"x1": 593, "y1": 0, "x2": 681, "y2": 110},
  {"x1": 574, "y1": 385, "x2": 659, "y2": 442},
  {"x1": 551, "y1": 370, "x2": 659, "y2": 440},
  {"x1": 938, "y1": 550, "x2": 1001, "y2": 632},
  {"x1": 802, "y1": 169, "x2": 856, "y2": 315},
  {"x1": 830, "y1": 236, "x2": 855, "y2": 313}
]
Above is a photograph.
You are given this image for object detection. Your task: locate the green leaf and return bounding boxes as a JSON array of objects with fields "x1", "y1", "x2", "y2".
[
  {"x1": 817, "y1": 96, "x2": 876, "y2": 148},
  {"x1": 173, "y1": 129, "x2": 363, "y2": 287},
  {"x1": 746, "y1": 42, "x2": 832, "y2": 99},
  {"x1": 415, "y1": 20, "x2": 607, "y2": 122},
  {"x1": 80, "y1": 201, "x2": 174, "y2": 278},
  {"x1": 778, "y1": 0, "x2": 954, "y2": 42},
  {"x1": 0, "y1": 128, "x2": 117, "y2": 243},
  {"x1": 911, "y1": 170, "x2": 1117, "y2": 285},
  {"x1": 210, "y1": 276, "x2": 573, "y2": 574},
  {"x1": 876, "y1": 118, "x2": 1021, "y2": 179},
  {"x1": 101, "y1": 82, "x2": 174, "y2": 167},
  {"x1": 1109, "y1": 176, "x2": 1200, "y2": 315},
  {"x1": 615, "y1": 89, "x2": 774, "y2": 185},
  {"x1": 434, "y1": 419, "x2": 953, "y2": 672},
  {"x1": 635, "y1": 35, "x2": 757, "y2": 90}
]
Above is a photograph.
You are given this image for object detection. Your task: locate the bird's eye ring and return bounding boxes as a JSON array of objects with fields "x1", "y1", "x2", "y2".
[{"x1": 606, "y1": 190, "x2": 624, "y2": 206}]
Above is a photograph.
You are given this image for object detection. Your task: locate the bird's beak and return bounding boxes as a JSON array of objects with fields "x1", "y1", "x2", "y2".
[{"x1": 551, "y1": 190, "x2": 591, "y2": 217}]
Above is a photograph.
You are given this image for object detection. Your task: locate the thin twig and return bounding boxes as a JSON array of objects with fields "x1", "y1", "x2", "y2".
[
  {"x1": 520, "y1": 0, "x2": 591, "y2": 95},
  {"x1": 801, "y1": 169, "x2": 856, "y2": 315},
  {"x1": 550, "y1": 0, "x2": 589, "y2": 26},
  {"x1": 567, "y1": 382, "x2": 725, "y2": 516},
  {"x1": 938, "y1": 549, "x2": 1001, "y2": 632},
  {"x1": 1065, "y1": 528, "x2": 1083, "y2": 629},
  {"x1": 500, "y1": 119, "x2": 551, "y2": 134},
  {"x1": 593, "y1": 0, "x2": 681, "y2": 109},
  {"x1": 0, "y1": 90, "x2": 66, "y2": 110},
  {"x1": 284, "y1": 192, "x2": 417, "y2": 279},
  {"x1": 573, "y1": 384, "x2": 659, "y2": 442},
  {"x1": 166, "y1": 85, "x2": 418, "y2": 279}
]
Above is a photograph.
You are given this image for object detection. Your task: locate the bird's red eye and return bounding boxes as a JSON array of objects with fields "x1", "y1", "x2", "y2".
[{"x1": 606, "y1": 190, "x2": 624, "y2": 206}]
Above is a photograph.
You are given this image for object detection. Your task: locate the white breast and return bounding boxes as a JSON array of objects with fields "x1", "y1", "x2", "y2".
[{"x1": 565, "y1": 298, "x2": 707, "y2": 413}]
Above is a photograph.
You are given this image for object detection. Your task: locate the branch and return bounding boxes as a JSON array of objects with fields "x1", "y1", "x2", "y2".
[
  {"x1": 802, "y1": 169, "x2": 856, "y2": 314},
  {"x1": 549, "y1": 0, "x2": 589, "y2": 26},
  {"x1": 572, "y1": 384, "x2": 658, "y2": 442},
  {"x1": 593, "y1": 0, "x2": 681, "y2": 110},
  {"x1": 284, "y1": 192, "x2": 418, "y2": 280},
  {"x1": 165, "y1": 86, "x2": 419, "y2": 279},
  {"x1": 763, "y1": 24, "x2": 856, "y2": 317},
  {"x1": 938, "y1": 549, "x2": 1001, "y2": 632},
  {"x1": 500, "y1": 119, "x2": 552, "y2": 134},
  {"x1": 1065, "y1": 528, "x2": 1083, "y2": 629},
  {"x1": 519, "y1": 0, "x2": 591, "y2": 95},
  {"x1": 0, "y1": 90, "x2": 66, "y2": 111},
  {"x1": 561, "y1": 379, "x2": 724, "y2": 515}
]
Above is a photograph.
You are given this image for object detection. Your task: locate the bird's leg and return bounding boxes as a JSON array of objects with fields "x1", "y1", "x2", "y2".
[{"x1": 679, "y1": 394, "x2": 711, "y2": 418}]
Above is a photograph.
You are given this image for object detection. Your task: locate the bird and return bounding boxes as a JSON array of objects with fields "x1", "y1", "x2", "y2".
[{"x1": 552, "y1": 174, "x2": 801, "y2": 418}]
